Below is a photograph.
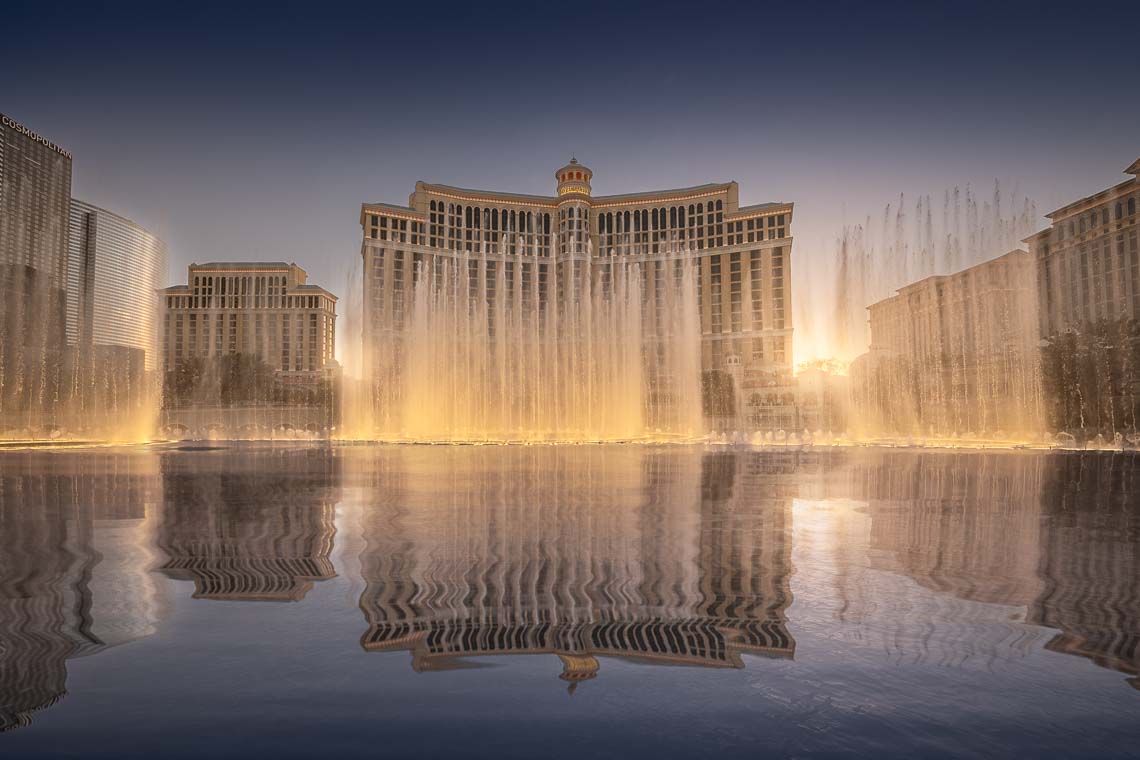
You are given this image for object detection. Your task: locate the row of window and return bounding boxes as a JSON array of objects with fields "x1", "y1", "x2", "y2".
[
  {"x1": 366, "y1": 199, "x2": 790, "y2": 256},
  {"x1": 1054, "y1": 194, "x2": 1138, "y2": 243},
  {"x1": 166, "y1": 293, "x2": 331, "y2": 311},
  {"x1": 164, "y1": 312, "x2": 333, "y2": 371}
]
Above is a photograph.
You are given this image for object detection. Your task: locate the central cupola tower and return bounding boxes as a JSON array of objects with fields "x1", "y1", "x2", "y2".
[{"x1": 555, "y1": 158, "x2": 592, "y2": 198}]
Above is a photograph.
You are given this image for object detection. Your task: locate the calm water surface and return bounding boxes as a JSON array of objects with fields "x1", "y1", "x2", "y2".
[{"x1": 1, "y1": 445, "x2": 1138, "y2": 758}]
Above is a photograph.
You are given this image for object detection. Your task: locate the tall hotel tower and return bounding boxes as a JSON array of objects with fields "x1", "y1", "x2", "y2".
[
  {"x1": 358, "y1": 160, "x2": 793, "y2": 440},
  {"x1": 0, "y1": 113, "x2": 72, "y2": 432}
]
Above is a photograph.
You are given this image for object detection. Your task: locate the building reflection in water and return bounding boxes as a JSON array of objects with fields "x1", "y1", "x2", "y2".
[
  {"x1": 817, "y1": 451, "x2": 1140, "y2": 690},
  {"x1": 1030, "y1": 455, "x2": 1140, "y2": 691},
  {"x1": 156, "y1": 448, "x2": 340, "y2": 602},
  {"x1": 1, "y1": 445, "x2": 1137, "y2": 735},
  {"x1": 354, "y1": 447, "x2": 796, "y2": 687},
  {"x1": 0, "y1": 451, "x2": 164, "y2": 732}
]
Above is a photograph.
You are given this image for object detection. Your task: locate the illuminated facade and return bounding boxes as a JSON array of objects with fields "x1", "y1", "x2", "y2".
[
  {"x1": 0, "y1": 113, "x2": 72, "y2": 432},
  {"x1": 160, "y1": 262, "x2": 337, "y2": 387},
  {"x1": 1028, "y1": 158, "x2": 1140, "y2": 336},
  {"x1": 358, "y1": 160, "x2": 794, "y2": 433},
  {"x1": 67, "y1": 200, "x2": 167, "y2": 370},
  {"x1": 856, "y1": 249, "x2": 1042, "y2": 435},
  {"x1": 64, "y1": 201, "x2": 166, "y2": 434}
]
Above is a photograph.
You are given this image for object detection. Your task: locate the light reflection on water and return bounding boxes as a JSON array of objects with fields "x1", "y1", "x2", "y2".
[{"x1": 0, "y1": 445, "x2": 1137, "y2": 757}]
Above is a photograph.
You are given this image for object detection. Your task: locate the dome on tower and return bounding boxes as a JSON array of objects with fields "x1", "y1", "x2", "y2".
[{"x1": 555, "y1": 158, "x2": 592, "y2": 198}]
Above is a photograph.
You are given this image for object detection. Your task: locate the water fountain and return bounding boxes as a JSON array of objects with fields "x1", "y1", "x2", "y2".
[
  {"x1": 355, "y1": 234, "x2": 704, "y2": 443},
  {"x1": 826, "y1": 182, "x2": 1046, "y2": 442}
]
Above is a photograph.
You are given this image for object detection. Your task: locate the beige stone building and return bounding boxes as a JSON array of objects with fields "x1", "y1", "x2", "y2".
[
  {"x1": 855, "y1": 249, "x2": 1042, "y2": 435},
  {"x1": 1028, "y1": 159, "x2": 1140, "y2": 336},
  {"x1": 358, "y1": 160, "x2": 793, "y2": 434},
  {"x1": 160, "y1": 262, "x2": 337, "y2": 384}
]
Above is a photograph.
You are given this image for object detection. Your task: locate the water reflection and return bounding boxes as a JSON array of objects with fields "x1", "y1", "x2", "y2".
[
  {"x1": 0, "y1": 445, "x2": 1138, "y2": 742},
  {"x1": 0, "y1": 452, "x2": 163, "y2": 732},
  {"x1": 812, "y1": 451, "x2": 1140, "y2": 688},
  {"x1": 355, "y1": 447, "x2": 795, "y2": 686},
  {"x1": 1032, "y1": 456, "x2": 1140, "y2": 690},
  {"x1": 156, "y1": 448, "x2": 340, "y2": 601}
]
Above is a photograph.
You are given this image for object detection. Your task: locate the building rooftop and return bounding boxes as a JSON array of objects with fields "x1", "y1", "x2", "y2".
[
  {"x1": 868, "y1": 249, "x2": 1031, "y2": 308},
  {"x1": 191, "y1": 262, "x2": 297, "y2": 271},
  {"x1": 70, "y1": 199, "x2": 163, "y2": 240},
  {"x1": 1044, "y1": 158, "x2": 1140, "y2": 222},
  {"x1": 363, "y1": 181, "x2": 790, "y2": 220}
]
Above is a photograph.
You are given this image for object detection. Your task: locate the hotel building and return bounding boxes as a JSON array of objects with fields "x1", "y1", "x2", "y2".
[
  {"x1": 0, "y1": 113, "x2": 72, "y2": 432},
  {"x1": 1028, "y1": 159, "x2": 1140, "y2": 336},
  {"x1": 67, "y1": 200, "x2": 167, "y2": 369},
  {"x1": 161, "y1": 262, "x2": 337, "y2": 381},
  {"x1": 358, "y1": 160, "x2": 794, "y2": 433},
  {"x1": 65, "y1": 200, "x2": 167, "y2": 431},
  {"x1": 159, "y1": 263, "x2": 339, "y2": 432},
  {"x1": 857, "y1": 249, "x2": 1042, "y2": 434}
]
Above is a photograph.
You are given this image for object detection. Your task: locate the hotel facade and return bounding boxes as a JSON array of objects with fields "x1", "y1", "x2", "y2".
[
  {"x1": 65, "y1": 200, "x2": 167, "y2": 433},
  {"x1": 0, "y1": 113, "x2": 72, "y2": 432},
  {"x1": 856, "y1": 249, "x2": 1042, "y2": 435},
  {"x1": 1028, "y1": 159, "x2": 1140, "y2": 337},
  {"x1": 160, "y1": 262, "x2": 339, "y2": 430},
  {"x1": 358, "y1": 160, "x2": 794, "y2": 435}
]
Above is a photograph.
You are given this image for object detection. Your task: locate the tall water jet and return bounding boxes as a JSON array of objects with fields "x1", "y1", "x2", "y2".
[
  {"x1": 830, "y1": 181, "x2": 1039, "y2": 361},
  {"x1": 374, "y1": 234, "x2": 703, "y2": 443}
]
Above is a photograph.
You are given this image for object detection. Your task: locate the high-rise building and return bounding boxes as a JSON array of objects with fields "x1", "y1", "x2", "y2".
[
  {"x1": 1029, "y1": 159, "x2": 1140, "y2": 336},
  {"x1": 357, "y1": 160, "x2": 794, "y2": 437},
  {"x1": 159, "y1": 262, "x2": 339, "y2": 432},
  {"x1": 0, "y1": 113, "x2": 73, "y2": 433},
  {"x1": 855, "y1": 249, "x2": 1042, "y2": 435},
  {"x1": 67, "y1": 200, "x2": 167, "y2": 369},
  {"x1": 65, "y1": 201, "x2": 167, "y2": 434}
]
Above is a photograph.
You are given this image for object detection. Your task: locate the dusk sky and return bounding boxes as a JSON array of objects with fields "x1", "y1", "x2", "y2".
[{"x1": 5, "y1": 0, "x2": 1139, "y2": 363}]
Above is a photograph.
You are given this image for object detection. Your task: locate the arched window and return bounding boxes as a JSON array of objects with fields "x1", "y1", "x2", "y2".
[
  {"x1": 688, "y1": 204, "x2": 695, "y2": 218},
  {"x1": 1117, "y1": 203, "x2": 1124, "y2": 219},
  {"x1": 634, "y1": 211, "x2": 641, "y2": 232},
  {"x1": 492, "y1": 209, "x2": 498, "y2": 231},
  {"x1": 678, "y1": 206, "x2": 686, "y2": 227},
  {"x1": 464, "y1": 206, "x2": 471, "y2": 227},
  {"x1": 575, "y1": 171, "x2": 582, "y2": 180},
  {"x1": 527, "y1": 211, "x2": 534, "y2": 233},
  {"x1": 641, "y1": 209, "x2": 649, "y2": 231},
  {"x1": 651, "y1": 208, "x2": 659, "y2": 230},
  {"x1": 624, "y1": 210, "x2": 631, "y2": 232},
  {"x1": 544, "y1": 213, "x2": 551, "y2": 235},
  {"x1": 1130, "y1": 197, "x2": 1137, "y2": 215},
  {"x1": 697, "y1": 203, "x2": 704, "y2": 215},
  {"x1": 716, "y1": 199, "x2": 723, "y2": 211},
  {"x1": 670, "y1": 207, "x2": 677, "y2": 228}
]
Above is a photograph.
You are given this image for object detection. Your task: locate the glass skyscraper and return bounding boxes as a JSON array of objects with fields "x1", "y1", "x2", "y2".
[{"x1": 0, "y1": 112, "x2": 72, "y2": 433}]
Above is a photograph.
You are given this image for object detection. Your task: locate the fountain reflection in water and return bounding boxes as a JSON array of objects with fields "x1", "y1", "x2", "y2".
[{"x1": 363, "y1": 237, "x2": 703, "y2": 443}]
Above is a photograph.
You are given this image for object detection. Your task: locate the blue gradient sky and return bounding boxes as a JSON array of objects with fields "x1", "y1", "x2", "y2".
[{"x1": 4, "y1": 0, "x2": 1139, "y2": 361}]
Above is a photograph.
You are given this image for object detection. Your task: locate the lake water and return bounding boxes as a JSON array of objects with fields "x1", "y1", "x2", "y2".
[{"x1": 1, "y1": 444, "x2": 1137, "y2": 758}]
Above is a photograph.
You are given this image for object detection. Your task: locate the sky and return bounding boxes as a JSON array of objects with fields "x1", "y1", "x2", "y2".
[{"x1": 4, "y1": 0, "x2": 1139, "y2": 364}]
